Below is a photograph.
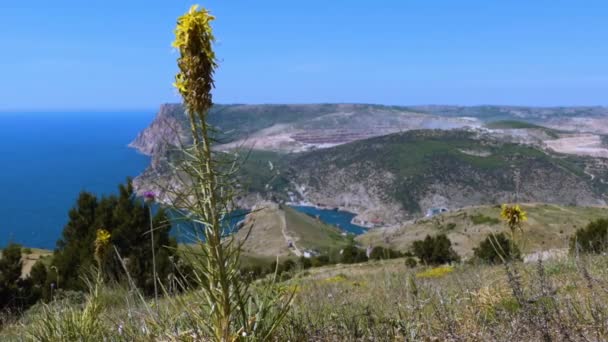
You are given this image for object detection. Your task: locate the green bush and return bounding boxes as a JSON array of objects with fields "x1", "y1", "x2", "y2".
[
  {"x1": 412, "y1": 234, "x2": 460, "y2": 265},
  {"x1": 473, "y1": 233, "x2": 521, "y2": 264},
  {"x1": 340, "y1": 244, "x2": 368, "y2": 264},
  {"x1": 310, "y1": 255, "x2": 330, "y2": 267},
  {"x1": 404, "y1": 257, "x2": 418, "y2": 268},
  {"x1": 368, "y1": 246, "x2": 403, "y2": 260},
  {"x1": 570, "y1": 218, "x2": 608, "y2": 254}
]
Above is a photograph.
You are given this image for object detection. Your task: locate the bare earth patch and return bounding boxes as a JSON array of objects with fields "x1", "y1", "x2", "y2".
[{"x1": 545, "y1": 134, "x2": 608, "y2": 158}]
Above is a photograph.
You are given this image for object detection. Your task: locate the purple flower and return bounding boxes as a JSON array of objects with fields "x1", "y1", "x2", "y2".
[{"x1": 143, "y1": 191, "x2": 156, "y2": 202}]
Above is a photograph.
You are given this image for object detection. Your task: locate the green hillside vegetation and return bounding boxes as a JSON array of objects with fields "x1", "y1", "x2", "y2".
[
  {"x1": 486, "y1": 120, "x2": 547, "y2": 129},
  {"x1": 283, "y1": 206, "x2": 348, "y2": 252},
  {"x1": 287, "y1": 130, "x2": 604, "y2": 214},
  {"x1": 235, "y1": 149, "x2": 290, "y2": 196},
  {"x1": 359, "y1": 203, "x2": 608, "y2": 257},
  {"x1": 485, "y1": 120, "x2": 561, "y2": 138},
  {"x1": 233, "y1": 203, "x2": 349, "y2": 261}
]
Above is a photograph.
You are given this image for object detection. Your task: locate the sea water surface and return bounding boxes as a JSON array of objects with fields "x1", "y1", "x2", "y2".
[
  {"x1": 289, "y1": 205, "x2": 367, "y2": 235},
  {"x1": 0, "y1": 112, "x2": 367, "y2": 249},
  {"x1": 0, "y1": 111, "x2": 154, "y2": 249}
]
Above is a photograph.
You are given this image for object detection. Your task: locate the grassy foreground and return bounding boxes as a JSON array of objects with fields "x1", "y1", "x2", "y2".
[
  {"x1": 2, "y1": 253, "x2": 608, "y2": 341},
  {"x1": 360, "y1": 204, "x2": 608, "y2": 258}
]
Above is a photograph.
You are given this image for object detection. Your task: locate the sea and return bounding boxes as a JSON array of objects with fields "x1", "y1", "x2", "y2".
[
  {"x1": 0, "y1": 111, "x2": 366, "y2": 250},
  {"x1": 0, "y1": 111, "x2": 153, "y2": 249}
]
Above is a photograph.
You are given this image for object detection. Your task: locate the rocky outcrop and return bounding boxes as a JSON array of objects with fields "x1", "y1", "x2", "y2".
[{"x1": 129, "y1": 103, "x2": 189, "y2": 157}]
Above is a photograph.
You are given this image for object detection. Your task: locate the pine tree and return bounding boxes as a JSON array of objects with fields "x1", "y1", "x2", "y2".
[
  {"x1": 50, "y1": 179, "x2": 178, "y2": 295},
  {"x1": 0, "y1": 243, "x2": 24, "y2": 309}
]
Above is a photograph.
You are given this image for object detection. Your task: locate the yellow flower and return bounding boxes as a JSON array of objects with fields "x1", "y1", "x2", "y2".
[
  {"x1": 500, "y1": 204, "x2": 527, "y2": 231},
  {"x1": 416, "y1": 266, "x2": 454, "y2": 279},
  {"x1": 94, "y1": 228, "x2": 111, "y2": 265}
]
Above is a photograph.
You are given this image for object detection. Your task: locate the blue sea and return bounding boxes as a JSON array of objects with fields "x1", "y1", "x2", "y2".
[
  {"x1": 0, "y1": 111, "x2": 154, "y2": 249},
  {"x1": 0, "y1": 112, "x2": 366, "y2": 249},
  {"x1": 289, "y1": 205, "x2": 368, "y2": 235}
]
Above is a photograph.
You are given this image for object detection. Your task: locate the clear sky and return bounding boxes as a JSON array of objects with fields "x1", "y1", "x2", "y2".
[{"x1": 1, "y1": 0, "x2": 607, "y2": 110}]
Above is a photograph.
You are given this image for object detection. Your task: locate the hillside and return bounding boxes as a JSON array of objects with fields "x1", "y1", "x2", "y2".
[
  {"x1": 357, "y1": 203, "x2": 608, "y2": 258},
  {"x1": 233, "y1": 202, "x2": 349, "y2": 260},
  {"x1": 130, "y1": 104, "x2": 608, "y2": 225},
  {"x1": 129, "y1": 103, "x2": 481, "y2": 155},
  {"x1": 7, "y1": 251, "x2": 608, "y2": 340},
  {"x1": 133, "y1": 128, "x2": 608, "y2": 226},
  {"x1": 283, "y1": 130, "x2": 608, "y2": 224}
]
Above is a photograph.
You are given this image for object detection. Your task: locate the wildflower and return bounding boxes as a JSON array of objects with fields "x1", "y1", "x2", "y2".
[
  {"x1": 143, "y1": 191, "x2": 156, "y2": 202},
  {"x1": 416, "y1": 265, "x2": 454, "y2": 279},
  {"x1": 500, "y1": 204, "x2": 527, "y2": 233},
  {"x1": 94, "y1": 228, "x2": 111, "y2": 266}
]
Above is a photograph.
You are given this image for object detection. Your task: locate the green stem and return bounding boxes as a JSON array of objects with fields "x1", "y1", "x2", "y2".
[{"x1": 149, "y1": 205, "x2": 158, "y2": 311}]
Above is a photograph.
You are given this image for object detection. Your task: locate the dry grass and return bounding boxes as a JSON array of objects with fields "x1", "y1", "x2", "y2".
[
  {"x1": 2, "y1": 254, "x2": 608, "y2": 341},
  {"x1": 359, "y1": 203, "x2": 608, "y2": 257}
]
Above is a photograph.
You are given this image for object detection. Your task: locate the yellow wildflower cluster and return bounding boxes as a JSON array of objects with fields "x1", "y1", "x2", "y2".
[
  {"x1": 172, "y1": 5, "x2": 217, "y2": 97},
  {"x1": 500, "y1": 204, "x2": 527, "y2": 232},
  {"x1": 416, "y1": 265, "x2": 454, "y2": 279},
  {"x1": 322, "y1": 274, "x2": 348, "y2": 284},
  {"x1": 94, "y1": 228, "x2": 111, "y2": 265}
]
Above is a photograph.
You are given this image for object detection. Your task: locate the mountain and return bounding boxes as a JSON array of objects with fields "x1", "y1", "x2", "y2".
[
  {"x1": 130, "y1": 104, "x2": 608, "y2": 225},
  {"x1": 278, "y1": 129, "x2": 608, "y2": 225},
  {"x1": 129, "y1": 103, "x2": 481, "y2": 155}
]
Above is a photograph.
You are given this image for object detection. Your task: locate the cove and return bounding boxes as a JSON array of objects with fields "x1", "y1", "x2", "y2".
[{"x1": 289, "y1": 205, "x2": 367, "y2": 235}]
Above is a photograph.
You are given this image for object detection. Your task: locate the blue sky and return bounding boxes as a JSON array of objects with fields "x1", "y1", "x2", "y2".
[{"x1": 1, "y1": 0, "x2": 607, "y2": 110}]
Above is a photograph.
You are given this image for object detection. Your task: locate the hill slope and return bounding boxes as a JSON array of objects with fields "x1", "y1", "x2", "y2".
[
  {"x1": 283, "y1": 130, "x2": 608, "y2": 224},
  {"x1": 357, "y1": 203, "x2": 608, "y2": 257},
  {"x1": 234, "y1": 202, "x2": 349, "y2": 259}
]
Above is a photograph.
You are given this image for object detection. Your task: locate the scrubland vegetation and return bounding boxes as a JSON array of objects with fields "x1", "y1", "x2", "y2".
[
  {"x1": 3, "y1": 239, "x2": 608, "y2": 341},
  {"x1": 3, "y1": 5, "x2": 608, "y2": 342}
]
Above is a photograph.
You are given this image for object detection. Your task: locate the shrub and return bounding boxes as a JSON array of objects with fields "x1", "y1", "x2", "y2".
[
  {"x1": 412, "y1": 234, "x2": 460, "y2": 265},
  {"x1": 368, "y1": 246, "x2": 402, "y2": 260},
  {"x1": 299, "y1": 256, "x2": 312, "y2": 269},
  {"x1": 310, "y1": 255, "x2": 329, "y2": 268},
  {"x1": 340, "y1": 245, "x2": 368, "y2": 264},
  {"x1": 404, "y1": 257, "x2": 417, "y2": 268},
  {"x1": 473, "y1": 233, "x2": 521, "y2": 264},
  {"x1": 0, "y1": 243, "x2": 43, "y2": 311},
  {"x1": 570, "y1": 218, "x2": 608, "y2": 254}
]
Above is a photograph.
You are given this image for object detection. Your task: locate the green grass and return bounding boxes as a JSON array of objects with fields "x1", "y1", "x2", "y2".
[
  {"x1": 283, "y1": 206, "x2": 349, "y2": 253},
  {"x1": 470, "y1": 213, "x2": 501, "y2": 225}
]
